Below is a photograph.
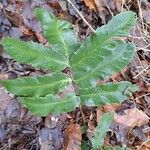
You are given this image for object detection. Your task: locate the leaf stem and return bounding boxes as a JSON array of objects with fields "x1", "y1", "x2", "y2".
[
  {"x1": 66, "y1": 0, "x2": 96, "y2": 33},
  {"x1": 79, "y1": 105, "x2": 86, "y2": 130}
]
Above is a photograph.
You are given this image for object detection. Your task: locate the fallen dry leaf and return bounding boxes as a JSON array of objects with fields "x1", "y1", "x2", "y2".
[
  {"x1": 94, "y1": 0, "x2": 104, "y2": 14},
  {"x1": 0, "y1": 73, "x2": 9, "y2": 80},
  {"x1": 9, "y1": 27, "x2": 23, "y2": 38},
  {"x1": 39, "y1": 127, "x2": 63, "y2": 150},
  {"x1": 64, "y1": 124, "x2": 82, "y2": 150},
  {"x1": 138, "y1": 80, "x2": 149, "y2": 92},
  {"x1": 103, "y1": 104, "x2": 121, "y2": 112},
  {"x1": 19, "y1": 25, "x2": 34, "y2": 36},
  {"x1": 83, "y1": 0, "x2": 97, "y2": 11},
  {"x1": 142, "y1": 9, "x2": 150, "y2": 24},
  {"x1": 113, "y1": 0, "x2": 124, "y2": 12},
  {"x1": 140, "y1": 140, "x2": 150, "y2": 150},
  {"x1": 114, "y1": 108, "x2": 149, "y2": 128},
  {"x1": 96, "y1": 107, "x2": 103, "y2": 123},
  {"x1": 49, "y1": 0, "x2": 62, "y2": 10},
  {"x1": 93, "y1": 0, "x2": 109, "y2": 24},
  {"x1": 0, "y1": 86, "x2": 13, "y2": 111},
  {"x1": 35, "y1": 32, "x2": 47, "y2": 44},
  {"x1": 88, "y1": 111, "x2": 95, "y2": 131}
]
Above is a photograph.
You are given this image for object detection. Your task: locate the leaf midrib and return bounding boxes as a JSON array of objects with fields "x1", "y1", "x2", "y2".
[
  {"x1": 22, "y1": 96, "x2": 76, "y2": 105},
  {"x1": 80, "y1": 91, "x2": 124, "y2": 97},
  {"x1": 6, "y1": 41, "x2": 67, "y2": 66},
  {"x1": 75, "y1": 44, "x2": 127, "y2": 82},
  {"x1": 70, "y1": 15, "x2": 134, "y2": 67},
  {"x1": 9, "y1": 78, "x2": 71, "y2": 89},
  {"x1": 56, "y1": 20, "x2": 70, "y2": 66}
]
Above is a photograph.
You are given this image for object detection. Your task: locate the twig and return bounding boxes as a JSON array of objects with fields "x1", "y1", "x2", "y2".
[
  {"x1": 134, "y1": 93, "x2": 150, "y2": 101},
  {"x1": 137, "y1": 0, "x2": 144, "y2": 31},
  {"x1": 121, "y1": 0, "x2": 125, "y2": 12},
  {"x1": 132, "y1": 52, "x2": 145, "y2": 80},
  {"x1": 133, "y1": 65, "x2": 150, "y2": 79},
  {"x1": 79, "y1": 105, "x2": 86, "y2": 131},
  {"x1": 103, "y1": 3, "x2": 114, "y2": 17},
  {"x1": 137, "y1": 48, "x2": 150, "y2": 51},
  {"x1": 66, "y1": 0, "x2": 96, "y2": 33},
  {"x1": 137, "y1": 44, "x2": 150, "y2": 51},
  {"x1": 138, "y1": 138, "x2": 150, "y2": 150}
]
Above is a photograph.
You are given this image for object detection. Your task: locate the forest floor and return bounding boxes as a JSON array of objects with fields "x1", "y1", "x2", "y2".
[{"x1": 0, "y1": 0, "x2": 150, "y2": 149}]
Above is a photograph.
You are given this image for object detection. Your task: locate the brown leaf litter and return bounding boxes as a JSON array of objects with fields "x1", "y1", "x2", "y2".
[
  {"x1": 0, "y1": 0, "x2": 150, "y2": 149},
  {"x1": 64, "y1": 124, "x2": 82, "y2": 150},
  {"x1": 114, "y1": 108, "x2": 149, "y2": 128}
]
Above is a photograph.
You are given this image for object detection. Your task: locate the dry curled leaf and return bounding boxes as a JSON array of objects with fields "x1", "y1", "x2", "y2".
[
  {"x1": 114, "y1": 108, "x2": 149, "y2": 128},
  {"x1": 64, "y1": 124, "x2": 82, "y2": 150}
]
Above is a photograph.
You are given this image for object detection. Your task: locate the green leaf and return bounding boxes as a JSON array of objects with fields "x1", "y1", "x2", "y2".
[
  {"x1": 81, "y1": 141, "x2": 91, "y2": 150},
  {"x1": 0, "y1": 10, "x2": 138, "y2": 117},
  {"x1": 20, "y1": 93, "x2": 80, "y2": 116},
  {"x1": 34, "y1": 8, "x2": 80, "y2": 57},
  {"x1": 1, "y1": 38, "x2": 68, "y2": 71},
  {"x1": 70, "y1": 11, "x2": 136, "y2": 88},
  {"x1": 0, "y1": 73, "x2": 71, "y2": 97},
  {"x1": 92, "y1": 112, "x2": 115, "y2": 149},
  {"x1": 97, "y1": 11, "x2": 137, "y2": 38},
  {"x1": 71, "y1": 39, "x2": 135, "y2": 88},
  {"x1": 80, "y1": 81, "x2": 138, "y2": 106}
]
